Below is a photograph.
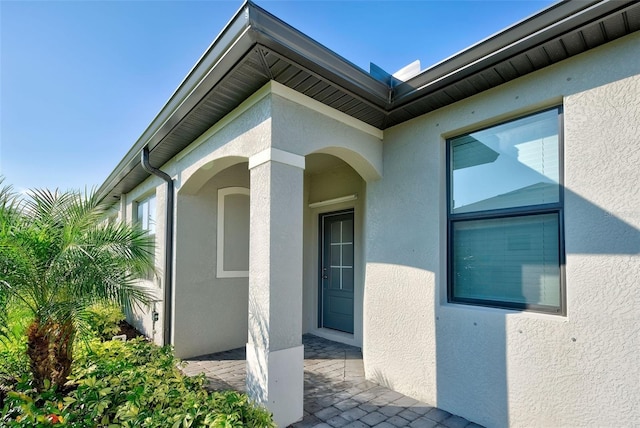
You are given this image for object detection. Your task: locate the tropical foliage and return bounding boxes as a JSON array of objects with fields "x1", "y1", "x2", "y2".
[
  {"x1": 0, "y1": 181, "x2": 154, "y2": 390},
  {"x1": 85, "y1": 302, "x2": 127, "y2": 340},
  {"x1": 1, "y1": 337, "x2": 275, "y2": 427}
]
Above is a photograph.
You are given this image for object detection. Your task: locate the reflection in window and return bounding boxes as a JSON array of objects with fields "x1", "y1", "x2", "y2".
[
  {"x1": 451, "y1": 108, "x2": 560, "y2": 214},
  {"x1": 447, "y1": 107, "x2": 564, "y2": 314}
]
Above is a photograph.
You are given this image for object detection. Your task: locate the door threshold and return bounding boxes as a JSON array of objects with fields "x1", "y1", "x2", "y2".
[{"x1": 312, "y1": 328, "x2": 358, "y2": 348}]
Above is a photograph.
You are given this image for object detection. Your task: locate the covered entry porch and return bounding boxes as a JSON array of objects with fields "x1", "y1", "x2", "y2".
[
  {"x1": 182, "y1": 335, "x2": 479, "y2": 428},
  {"x1": 170, "y1": 84, "x2": 384, "y2": 426}
]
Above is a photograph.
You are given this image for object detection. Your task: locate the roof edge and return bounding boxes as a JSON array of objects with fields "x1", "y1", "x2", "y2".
[
  {"x1": 97, "y1": 2, "x2": 255, "y2": 200},
  {"x1": 97, "y1": 0, "x2": 391, "y2": 201},
  {"x1": 392, "y1": 0, "x2": 618, "y2": 105}
]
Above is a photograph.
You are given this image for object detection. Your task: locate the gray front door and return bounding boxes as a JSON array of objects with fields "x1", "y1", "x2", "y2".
[{"x1": 319, "y1": 210, "x2": 354, "y2": 334}]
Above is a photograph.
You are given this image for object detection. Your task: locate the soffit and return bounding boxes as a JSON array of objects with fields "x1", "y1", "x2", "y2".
[
  {"x1": 98, "y1": 0, "x2": 640, "y2": 202},
  {"x1": 387, "y1": 0, "x2": 640, "y2": 127}
]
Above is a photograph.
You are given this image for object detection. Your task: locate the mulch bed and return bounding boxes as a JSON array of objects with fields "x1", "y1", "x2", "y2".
[{"x1": 117, "y1": 321, "x2": 144, "y2": 340}]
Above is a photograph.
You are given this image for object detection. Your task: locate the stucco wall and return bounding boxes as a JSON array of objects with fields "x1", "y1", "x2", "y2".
[
  {"x1": 303, "y1": 160, "x2": 365, "y2": 347},
  {"x1": 121, "y1": 92, "x2": 273, "y2": 355},
  {"x1": 120, "y1": 81, "x2": 384, "y2": 358},
  {"x1": 123, "y1": 175, "x2": 166, "y2": 346},
  {"x1": 173, "y1": 163, "x2": 250, "y2": 358},
  {"x1": 267, "y1": 88, "x2": 382, "y2": 347},
  {"x1": 364, "y1": 32, "x2": 640, "y2": 427},
  {"x1": 271, "y1": 90, "x2": 383, "y2": 181}
]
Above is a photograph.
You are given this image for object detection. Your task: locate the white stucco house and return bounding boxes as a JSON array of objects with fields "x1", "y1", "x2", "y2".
[{"x1": 98, "y1": 1, "x2": 640, "y2": 426}]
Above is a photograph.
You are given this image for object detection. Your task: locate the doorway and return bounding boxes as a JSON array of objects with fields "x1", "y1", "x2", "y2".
[{"x1": 319, "y1": 210, "x2": 354, "y2": 334}]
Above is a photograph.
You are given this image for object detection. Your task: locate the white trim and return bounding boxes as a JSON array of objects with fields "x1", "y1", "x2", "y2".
[
  {"x1": 175, "y1": 79, "x2": 383, "y2": 165},
  {"x1": 248, "y1": 147, "x2": 306, "y2": 170},
  {"x1": 246, "y1": 343, "x2": 304, "y2": 426},
  {"x1": 308, "y1": 194, "x2": 358, "y2": 208},
  {"x1": 217, "y1": 187, "x2": 250, "y2": 278},
  {"x1": 270, "y1": 81, "x2": 384, "y2": 139}
]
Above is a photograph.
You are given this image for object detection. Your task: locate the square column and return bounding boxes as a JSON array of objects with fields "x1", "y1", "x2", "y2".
[{"x1": 247, "y1": 148, "x2": 305, "y2": 426}]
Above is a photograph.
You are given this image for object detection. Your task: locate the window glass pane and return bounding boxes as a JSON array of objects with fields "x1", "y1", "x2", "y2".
[
  {"x1": 330, "y1": 268, "x2": 342, "y2": 289},
  {"x1": 342, "y1": 220, "x2": 353, "y2": 242},
  {"x1": 451, "y1": 109, "x2": 559, "y2": 214},
  {"x1": 137, "y1": 201, "x2": 149, "y2": 230},
  {"x1": 330, "y1": 245, "x2": 341, "y2": 266},
  {"x1": 136, "y1": 202, "x2": 144, "y2": 225},
  {"x1": 136, "y1": 195, "x2": 156, "y2": 235},
  {"x1": 342, "y1": 268, "x2": 354, "y2": 291},
  {"x1": 147, "y1": 195, "x2": 156, "y2": 235},
  {"x1": 342, "y1": 243, "x2": 354, "y2": 266},
  {"x1": 136, "y1": 195, "x2": 156, "y2": 281},
  {"x1": 330, "y1": 222, "x2": 341, "y2": 243},
  {"x1": 452, "y1": 213, "x2": 560, "y2": 307}
]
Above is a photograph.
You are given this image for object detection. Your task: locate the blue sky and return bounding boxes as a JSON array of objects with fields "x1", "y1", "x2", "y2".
[{"x1": 1, "y1": 0, "x2": 555, "y2": 193}]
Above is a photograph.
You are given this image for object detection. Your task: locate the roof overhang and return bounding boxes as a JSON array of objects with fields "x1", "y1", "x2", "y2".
[{"x1": 98, "y1": 0, "x2": 640, "y2": 202}]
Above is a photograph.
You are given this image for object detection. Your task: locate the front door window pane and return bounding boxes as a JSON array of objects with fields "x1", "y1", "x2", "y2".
[{"x1": 331, "y1": 222, "x2": 341, "y2": 243}]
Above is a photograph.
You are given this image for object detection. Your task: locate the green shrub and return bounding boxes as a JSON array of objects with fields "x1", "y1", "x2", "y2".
[
  {"x1": 0, "y1": 344, "x2": 28, "y2": 379},
  {"x1": 0, "y1": 304, "x2": 29, "y2": 380},
  {"x1": 85, "y1": 302, "x2": 126, "y2": 340},
  {"x1": 1, "y1": 338, "x2": 275, "y2": 427}
]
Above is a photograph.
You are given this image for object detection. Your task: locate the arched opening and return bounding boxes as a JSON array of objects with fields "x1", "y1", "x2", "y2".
[
  {"x1": 173, "y1": 161, "x2": 250, "y2": 358},
  {"x1": 303, "y1": 152, "x2": 367, "y2": 347}
]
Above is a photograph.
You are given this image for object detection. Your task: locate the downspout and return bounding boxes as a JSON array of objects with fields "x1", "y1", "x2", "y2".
[{"x1": 141, "y1": 146, "x2": 174, "y2": 347}]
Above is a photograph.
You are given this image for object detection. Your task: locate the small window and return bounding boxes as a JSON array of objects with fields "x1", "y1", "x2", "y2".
[
  {"x1": 136, "y1": 194, "x2": 156, "y2": 281},
  {"x1": 447, "y1": 107, "x2": 564, "y2": 314},
  {"x1": 136, "y1": 194, "x2": 156, "y2": 236},
  {"x1": 217, "y1": 187, "x2": 249, "y2": 278}
]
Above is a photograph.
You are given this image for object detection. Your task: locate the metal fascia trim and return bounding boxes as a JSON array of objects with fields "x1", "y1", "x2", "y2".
[
  {"x1": 97, "y1": 2, "x2": 255, "y2": 200},
  {"x1": 392, "y1": 0, "x2": 620, "y2": 106},
  {"x1": 246, "y1": 1, "x2": 389, "y2": 106}
]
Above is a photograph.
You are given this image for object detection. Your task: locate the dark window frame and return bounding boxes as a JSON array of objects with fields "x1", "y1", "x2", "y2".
[{"x1": 446, "y1": 106, "x2": 566, "y2": 315}]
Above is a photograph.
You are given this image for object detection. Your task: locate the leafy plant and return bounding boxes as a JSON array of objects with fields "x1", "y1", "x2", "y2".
[
  {"x1": 0, "y1": 180, "x2": 155, "y2": 391},
  {"x1": 0, "y1": 344, "x2": 28, "y2": 380},
  {"x1": 84, "y1": 302, "x2": 126, "y2": 340},
  {"x1": 1, "y1": 338, "x2": 275, "y2": 427},
  {"x1": 0, "y1": 305, "x2": 29, "y2": 378}
]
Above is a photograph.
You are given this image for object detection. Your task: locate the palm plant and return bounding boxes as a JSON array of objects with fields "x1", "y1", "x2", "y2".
[{"x1": 0, "y1": 180, "x2": 154, "y2": 390}]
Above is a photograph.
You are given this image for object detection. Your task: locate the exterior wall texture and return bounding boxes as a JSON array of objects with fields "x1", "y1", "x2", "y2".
[
  {"x1": 123, "y1": 175, "x2": 166, "y2": 346},
  {"x1": 303, "y1": 161, "x2": 365, "y2": 347},
  {"x1": 173, "y1": 163, "x2": 250, "y2": 358},
  {"x1": 116, "y1": 30, "x2": 640, "y2": 426},
  {"x1": 121, "y1": 83, "x2": 382, "y2": 359},
  {"x1": 124, "y1": 92, "x2": 273, "y2": 357},
  {"x1": 364, "y1": 32, "x2": 640, "y2": 427}
]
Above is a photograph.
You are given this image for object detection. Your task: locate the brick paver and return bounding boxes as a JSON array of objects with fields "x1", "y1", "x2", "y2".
[{"x1": 182, "y1": 335, "x2": 482, "y2": 427}]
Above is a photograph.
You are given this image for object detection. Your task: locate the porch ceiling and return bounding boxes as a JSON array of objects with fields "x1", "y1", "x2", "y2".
[{"x1": 98, "y1": 0, "x2": 640, "y2": 202}]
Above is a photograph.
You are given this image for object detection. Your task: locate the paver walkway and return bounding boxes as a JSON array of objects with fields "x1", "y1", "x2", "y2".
[{"x1": 182, "y1": 335, "x2": 483, "y2": 428}]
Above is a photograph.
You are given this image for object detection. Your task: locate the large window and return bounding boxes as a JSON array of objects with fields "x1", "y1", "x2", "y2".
[{"x1": 447, "y1": 107, "x2": 564, "y2": 314}]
